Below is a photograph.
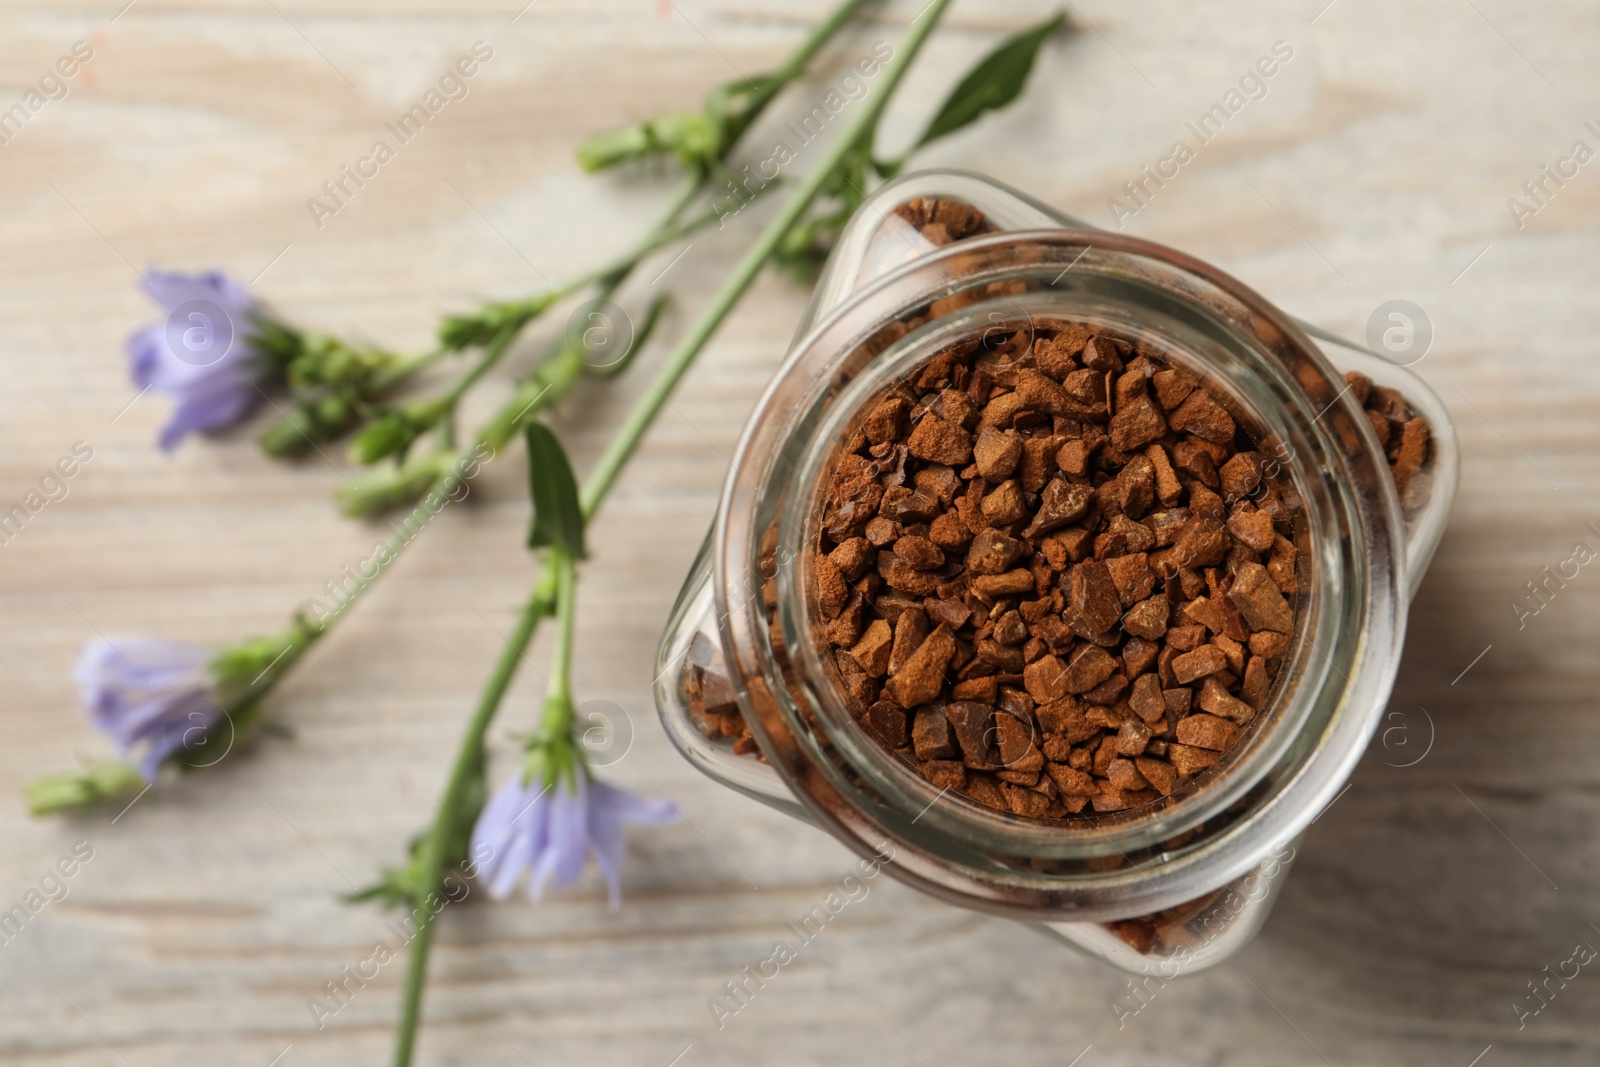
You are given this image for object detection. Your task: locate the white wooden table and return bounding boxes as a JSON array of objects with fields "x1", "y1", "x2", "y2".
[{"x1": 3, "y1": 1, "x2": 1597, "y2": 1063}]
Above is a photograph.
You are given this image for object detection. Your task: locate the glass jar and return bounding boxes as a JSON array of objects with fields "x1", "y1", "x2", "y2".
[{"x1": 654, "y1": 170, "x2": 1457, "y2": 975}]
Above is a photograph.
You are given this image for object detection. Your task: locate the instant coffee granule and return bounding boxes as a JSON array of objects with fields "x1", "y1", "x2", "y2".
[
  {"x1": 810, "y1": 319, "x2": 1301, "y2": 820},
  {"x1": 1342, "y1": 369, "x2": 1432, "y2": 516}
]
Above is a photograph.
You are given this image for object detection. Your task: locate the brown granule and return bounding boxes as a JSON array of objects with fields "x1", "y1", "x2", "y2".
[
  {"x1": 809, "y1": 314, "x2": 1303, "y2": 822},
  {"x1": 1343, "y1": 370, "x2": 1432, "y2": 514}
]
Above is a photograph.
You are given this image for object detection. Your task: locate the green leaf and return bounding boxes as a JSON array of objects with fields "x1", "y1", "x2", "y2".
[
  {"x1": 911, "y1": 11, "x2": 1064, "y2": 151},
  {"x1": 524, "y1": 423, "x2": 586, "y2": 557}
]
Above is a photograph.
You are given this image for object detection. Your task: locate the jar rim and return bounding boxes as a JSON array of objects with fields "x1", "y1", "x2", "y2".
[
  {"x1": 780, "y1": 290, "x2": 1339, "y2": 853},
  {"x1": 712, "y1": 210, "x2": 1405, "y2": 920}
]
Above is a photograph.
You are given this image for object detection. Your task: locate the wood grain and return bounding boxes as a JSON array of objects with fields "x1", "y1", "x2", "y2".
[{"x1": 2, "y1": 1, "x2": 1598, "y2": 1064}]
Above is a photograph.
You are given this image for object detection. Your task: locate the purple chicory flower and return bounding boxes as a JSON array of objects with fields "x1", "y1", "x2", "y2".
[
  {"x1": 471, "y1": 771, "x2": 677, "y2": 908},
  {"x1": 127, "y1": 269, "x2": 268, "y2": 450},
  {"x1": 73, "y1": 637, "x2": 222, "y2": 781}
]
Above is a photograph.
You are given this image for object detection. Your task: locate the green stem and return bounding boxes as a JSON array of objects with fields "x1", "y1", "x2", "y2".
[
  {"x1": 344, "y1": 185, "x2": 695, "y2": 514},
  {"x1": 581, "y1": 171, "x2": 707, "y2": 289},
  {"x1": 373, "y1": 346, "x2": 450, "y2": 392},
  {"x1": 388, "y1": 4, "x2": 904, "y2": 1058},
  {"x1": 386, "y1": 0, "x2": 869, "y2": 460},
  {"x1": 220, "y1": 615, "x2": 324, "y2": 709},
  {"x1": 726, "y1": 0, "x2": 879, "y2": 142},
  {"x1": 772, "y1": 0, "x2": 877, "y2": 81},
  {"x1": 436, "y1": 0, "x2": 872, "y2": 354},
  {"x1": 526, "y1": 547, "x2": 581, "y2": 789},
  {"x1": 25, "y1": 761, "x2": 146, "y2": 816},
  {"x1": 581, "y1": 0, "x2": 954, "y2": 513},
  {"x1": 390, "y1": 569, "x2": 557, "y2": 1067},
  {"x1": 452, "y1": 174, "x2": 706, "y2": 458},
  {"x1": 543, "y1": 547, "x2": 578, "y2": 711},
  {"x1": 308, "y1": 496, "x2": 451, "y2": 629},
  {"x1": 474, "y1": 171, "x2": 704, "y2": 335},
  {"x1": 441, "y1": 324, "x2": 518, "y2": 408}
]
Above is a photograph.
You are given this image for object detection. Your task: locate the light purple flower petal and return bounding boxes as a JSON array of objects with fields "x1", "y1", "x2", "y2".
[
  {"x1": 128, "y1": 326, "x2": 168, "y2": 390},
  {"x1": 489, "y1": 825, "x2": 538, "y2": 900},
  {"x1": 586, "y1": 795, "x2": 628, "y2": 909},
  {"x1": 127, "y1": 268, "x2": 270, "y2": 450},
  {"x1": 142, "y1": 268, "x2": 254, "y2": 315},
  {"x1": 127, "y1": 325, "x2": 246, "y2": 393},
  {"x1": 95, "y1": 689, "x2": 204, "y2": 748},
  {"x1": 74, "y1": 635, "x2": 211, "y2": 686},
  {"x1": 471, "y1": 776, "x2": 525, "y2": 859},
  {"x1": 155, "y1": 368, "x2": 263, "y2": 450},
  {"x1": 530, "y1": 778, "x2": 589, "y2": 901},
  {"x1": 468, "y1": 770, "x2": 677, "y2": 907},
  {"x1": 132, "y1": 713, "x2": 212, "y2": 781},
  {"x1": 73, "y1": 636, "x2": 219, "y2": 782},
  {"x1": 473, "y1": 776, "x2": 551, "y2": 900},
  {"x1": 588, "y1": 782, "x2": 676, "y2": 909},
  {"x1": 75, "y1": 638, "x2": 208, "y2": 718},
  {"x1": 592, "y1": 780, "x2": 678, "y2": 825}
]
